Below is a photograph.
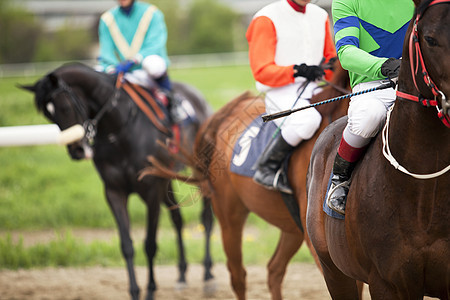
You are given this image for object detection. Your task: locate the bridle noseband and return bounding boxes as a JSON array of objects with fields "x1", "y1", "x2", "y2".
[{"x1": 396, "y1": 0, "x2": 450, "y2": 127}]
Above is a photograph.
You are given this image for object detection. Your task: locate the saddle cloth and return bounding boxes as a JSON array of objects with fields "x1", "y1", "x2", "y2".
[
  {"x1": 231, "y1": 115, "x2": 344, "y2": 220},
  {"x1": 230, "y1": 115, "x2": 288, "y2": 177}
]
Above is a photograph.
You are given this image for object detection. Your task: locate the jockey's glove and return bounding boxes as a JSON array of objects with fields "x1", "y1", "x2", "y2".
[
  {"x1": 115, "y1": 60, "x2": 135, "y2": 74},
  {"x1": 381, "y1": 58, "x2": 401, "y2": 81},
  {"x1": 293, "y1": 64, "x2": 325, "y2": 81}
]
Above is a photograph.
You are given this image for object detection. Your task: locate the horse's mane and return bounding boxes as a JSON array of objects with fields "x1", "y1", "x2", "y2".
[
  {"x1": 417, "y1": 0, "x2": 434, "y2": 15},
  {"x1": 32, "y1": 62, "x2": 114, "y2": 112}
]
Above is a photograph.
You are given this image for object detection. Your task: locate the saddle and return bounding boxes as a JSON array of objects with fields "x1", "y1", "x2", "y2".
[
  {"x1": 115, "y1": 73, "x2": 180, "y2": 153},
  {"x1": 230, "y1": 115, "x2": 303, "y2": 231}
]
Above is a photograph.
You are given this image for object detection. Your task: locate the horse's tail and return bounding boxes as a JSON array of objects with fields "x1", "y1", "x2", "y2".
[
  {"x1": 139, "y1": 91, "x2": 257, "y2": 196},
  {"x1": 138, "y1": 158, "x2": 199, "y2": 182},
  {"x1": 138, "y1": 141, "x2": 205, "y2": 184}
]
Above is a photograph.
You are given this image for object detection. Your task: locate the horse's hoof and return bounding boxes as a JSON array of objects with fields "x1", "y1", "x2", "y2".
[
  {"x1": 145, "y1": 293, "x2": 154, "y2": 300},
  {"x1": 203, "y1": 278, "x2": 217, "y2": 296},
  {"x1": 174, "y1": 281, "x2": 188, "y2": 291}
]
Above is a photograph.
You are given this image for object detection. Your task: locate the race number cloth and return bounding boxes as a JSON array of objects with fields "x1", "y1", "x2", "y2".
[{"x1": 230, "y1": 115, "x2": 280, "y2": 177}]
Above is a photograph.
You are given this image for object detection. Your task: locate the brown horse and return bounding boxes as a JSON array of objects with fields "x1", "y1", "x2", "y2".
[
  {"x1": 142, "y1": 60, "x2": 350, "y2": 299},
  {"x1": 306, "y1": 0, "x2": 450, "y2": 299}
]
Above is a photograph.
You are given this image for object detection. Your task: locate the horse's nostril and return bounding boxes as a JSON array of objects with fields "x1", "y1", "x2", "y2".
[{"x1": 68, "y1": 146, "x2": 85, "y2": 160}]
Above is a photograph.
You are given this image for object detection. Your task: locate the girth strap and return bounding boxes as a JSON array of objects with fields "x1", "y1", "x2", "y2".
[
  {"x1": 122, "y1": 82, "x2": 170, "y2": 135},
  {"x1": 129, "y1": 82, "x2": 166, "y2": 120}
]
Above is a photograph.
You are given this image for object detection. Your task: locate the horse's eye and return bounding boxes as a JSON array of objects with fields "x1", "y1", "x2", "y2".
[
  {"x1": 424, "y1": 36, "x2": 438, "y2": 47},
  {"x1": 46, "y1": 102, "x2": 55, "y2": 116}
]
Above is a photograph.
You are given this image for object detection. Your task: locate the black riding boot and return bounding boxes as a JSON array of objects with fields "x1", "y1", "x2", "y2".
[
  {"x1": 326, "y1": 153, "x2": 357, "y2": 215},
  {"x1": 166, "y1": 91, "x2": 187, "y2": 124},
  {"x1": 155, "y1": 74, "x2": 185, "y2": 124},
  {"x1": 253, "y1": 134, "x2": 294, "y2": 194}
]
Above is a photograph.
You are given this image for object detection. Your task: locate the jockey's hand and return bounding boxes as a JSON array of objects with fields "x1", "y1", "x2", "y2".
[
  {"x1": 293, "y1": 64, "x2": 325, "y2": 81},
  {"x1": 115, "y1": 60, "x2": 135, "y2": 74},
  {"x1": 381, "y1": 58, "x2": 401, "y2": 81}
]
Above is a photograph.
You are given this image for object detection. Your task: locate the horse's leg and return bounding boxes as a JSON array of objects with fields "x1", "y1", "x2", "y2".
[
  {"x1": 267, "y1": 231, "x2": 304, "y2": 300},
  {"x1": 319, "y1": 255, "x2": 360, "y2": 300},
  {"x1": 164, "y1": 182, "x2": 187, "y2": 287},
  {"x1": 200, "y1": 196, "x2": 215, "y2": 294},
  {"x1": 139, "y1": 182, "x2": 164, "y2": 300},
  {"x1": 105, "y1": 187, "x2": 140, "y2": 300},
  {"x1": 213, "y1": 194, "x2": 249, "y2": 300}
]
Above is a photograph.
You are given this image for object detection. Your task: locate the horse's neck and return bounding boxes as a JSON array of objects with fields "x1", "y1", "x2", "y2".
[
  {"x1": 387, "y1": 76, "x2": 450, "y2": 172},
  {"x1": 62, "y1": 69, "x2": 111, "y2": 103},
  {"x1": 61, "y1": 68, "x2": 129, "y2": 132}
]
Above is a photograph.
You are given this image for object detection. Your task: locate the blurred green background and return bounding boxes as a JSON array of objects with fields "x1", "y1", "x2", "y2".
[
  {"x1": 0, "y1": 65, "x2": 314, "y2": 269},
  {"x1": 0, "y1": 0, "x2": 317, "y2": 270}
]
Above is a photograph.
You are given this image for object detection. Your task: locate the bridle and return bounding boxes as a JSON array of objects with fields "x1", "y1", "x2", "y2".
[
  {"x1": 383, "y1": 0, "x2": 450, "y2": 179},
  {"x1": 395, "y1": 0, "x2": 450, "y2": 128},
  {"x1": 49, "y1": 76, "x2": 120, "y2": 143}
]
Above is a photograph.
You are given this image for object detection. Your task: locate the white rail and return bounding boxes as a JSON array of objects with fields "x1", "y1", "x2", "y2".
[
  {"x1": 0, "y1": 52, "x2": 249, "y2": 78},
  {"x1": 0, "y1": 124, "x2": 85, "y2": 147}
]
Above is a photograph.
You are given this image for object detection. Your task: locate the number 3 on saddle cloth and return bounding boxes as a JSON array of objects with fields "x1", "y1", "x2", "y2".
[
  {"x1": 230, "y1": 116, "x2": 286, "y2": 177},
  {"x1": 230, "y1": 116, "x2": 303, "y2": 230},
  {"x1": 120, "y1": 79, "x2": 194, "y2": 154}
]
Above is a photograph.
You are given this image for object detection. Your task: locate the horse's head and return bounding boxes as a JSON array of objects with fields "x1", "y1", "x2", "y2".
[
  {"x1": 21, "y1": 68, "x2": 94, "y2": 160},
  {"x1": 401, "y1": 0, "x2": 450, "y2": 116}
]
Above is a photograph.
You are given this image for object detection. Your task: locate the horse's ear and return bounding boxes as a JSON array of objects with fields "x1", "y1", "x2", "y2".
[
  {"x1": 47, "y1": 73, "x2": 60, "y2": 87},
  {"x1": 413, "y1": 0, "x2": 421, "y2": 7},
  {"x1": 17, "y1": 83, "x2": 37, "y2": 93}
]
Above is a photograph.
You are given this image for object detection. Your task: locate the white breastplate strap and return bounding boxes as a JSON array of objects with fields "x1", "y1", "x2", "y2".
[
  {"x1": 382, "y1": 104, "x2": 450, "y2": 179},
  {"x1": 102, "y1": 6, "x2": 157, "y2": 59}
]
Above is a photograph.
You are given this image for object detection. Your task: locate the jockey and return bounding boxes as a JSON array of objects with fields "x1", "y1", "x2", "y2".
[
  {"x1": 326, "y1": 0, "x2": 415, "y2": 215},
  {"x1": 246, "y1": 0, "x2": 336, "y2": 194},
  {"x1": 96, "y1": 0, "x2": 182, "y2": 122}
]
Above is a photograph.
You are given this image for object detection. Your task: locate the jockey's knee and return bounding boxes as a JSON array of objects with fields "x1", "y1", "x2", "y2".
[
  {"x1": 283, "y1": 109, "x2": 322, "y2": 145},
  {"x1": 142, "y1": 55, "x2": 167, "y2": 79},
  {"x1": 348, "y1": 98, "x2": 387, "y2": 138},
  {"x1": 301, "y1": 109, "x2": 322, "y2": 139}
]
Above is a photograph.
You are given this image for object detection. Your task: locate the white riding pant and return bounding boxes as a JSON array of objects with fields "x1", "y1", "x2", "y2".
[
  {"x1": 265, "y1": 81, "x2": 322, "y2": 147},
  {"x1": 344, "y1": 80, "x2": 396, "y2": 147},
  {"x1": 124, "y1": 55, "x2": 168, "y2": 89}
]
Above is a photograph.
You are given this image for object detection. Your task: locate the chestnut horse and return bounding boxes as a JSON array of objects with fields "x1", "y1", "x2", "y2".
[
  {"x1": 142, "y1": 60, "x2": 350, "y2": 299},
  {"x1": 306, "y1": 0, "x2": 450, "y2": 299}
]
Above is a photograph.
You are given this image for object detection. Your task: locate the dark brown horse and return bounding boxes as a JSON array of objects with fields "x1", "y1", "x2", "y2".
[
  {"x1": 306, "y1": 0, "x2": 450, "y2": 299},
  {"x1": 142, "y1": 60, "x2": 351, "y2": 299},
  {"x1": 21, "y1": 63, "x2": 215, "y2": 300}
]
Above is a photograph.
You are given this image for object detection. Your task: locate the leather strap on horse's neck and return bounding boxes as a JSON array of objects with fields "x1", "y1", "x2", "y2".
[
  {"x1": 115, "y1": 75, "x2": 170, "y2": 135},
  {"x1": 123, "y1": 83, "x2": 170, "y2": 135},
  {"x1": 396, "y1": 0, "x2": 450, "y2": 128}
]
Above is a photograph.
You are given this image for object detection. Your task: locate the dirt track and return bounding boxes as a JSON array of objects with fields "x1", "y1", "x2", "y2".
[
  {"x1": 0, "y1": 262, "x2": 360, "y2": 300},
  {"x1": 0, "y1": 230, "x2": 436, "y2": 300}
]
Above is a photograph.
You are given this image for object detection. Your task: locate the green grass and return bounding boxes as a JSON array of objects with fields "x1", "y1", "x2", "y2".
[
  {"x1": 0, "y1": 64, "x2": 314, "y2": 269},
  {"x1": 0, "y1": 227, "x2": 314, "y2": 270},
  {"x1": 0, "y1": 65, "x2": 257, "y2": 230}
]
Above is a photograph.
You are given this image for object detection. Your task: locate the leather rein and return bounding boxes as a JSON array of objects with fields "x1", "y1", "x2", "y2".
[
  {"x1": 395, "y1": 0, "x2": 450, "y2": 128},
  {"x1": 51, "y1": 72, "x2": 171, "y2": 143}
]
